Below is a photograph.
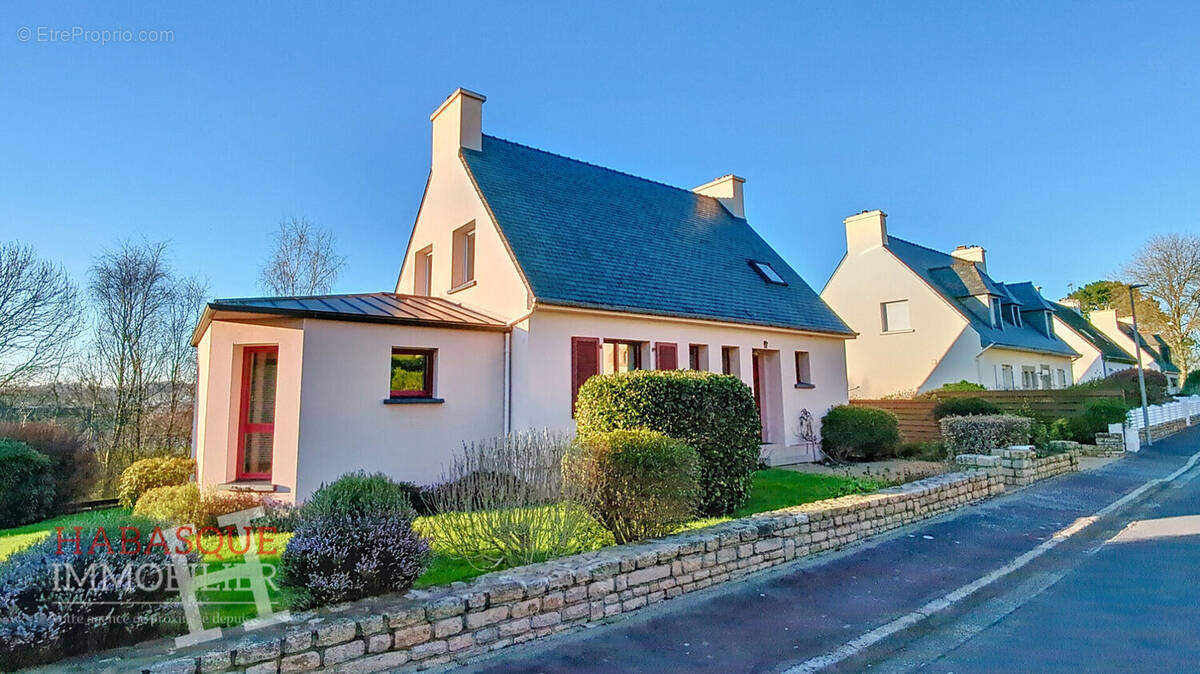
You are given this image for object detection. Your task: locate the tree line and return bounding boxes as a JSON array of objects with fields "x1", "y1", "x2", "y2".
[{"x1": 0, "y1": 218, "x2": 344, "y2": 493}]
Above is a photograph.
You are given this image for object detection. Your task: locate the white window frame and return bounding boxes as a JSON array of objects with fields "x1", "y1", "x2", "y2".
[{"x1": 881, "y1": 300, "x2": 912, "y2": 333}]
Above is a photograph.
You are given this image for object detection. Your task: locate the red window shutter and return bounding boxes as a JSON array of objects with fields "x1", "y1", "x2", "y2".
[
  {"x1": 655, "y1": 342, "x2": 678, "y2": 370},
  {"x1": 570, "y1": 337, "x2": 601, "y2": 417}
]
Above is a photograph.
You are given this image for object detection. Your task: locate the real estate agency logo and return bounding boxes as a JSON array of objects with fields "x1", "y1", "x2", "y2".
[{"x1": 53, "y1": 507, "x2": 289, "y2": 645}]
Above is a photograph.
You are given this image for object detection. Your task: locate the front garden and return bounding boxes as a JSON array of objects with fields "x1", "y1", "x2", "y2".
[{"x1": 0, "y1": 369, "x2": 888, "y2": 671}]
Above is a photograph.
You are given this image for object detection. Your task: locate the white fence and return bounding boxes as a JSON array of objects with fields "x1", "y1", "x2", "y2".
[{"x1": 1113, "y1": 395, "x2": 1200, "y2": 452}]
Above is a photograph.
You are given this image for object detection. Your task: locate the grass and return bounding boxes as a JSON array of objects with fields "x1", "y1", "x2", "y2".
[{"x1": 0, "y1": 469, "x2": 884, "y2": 629}]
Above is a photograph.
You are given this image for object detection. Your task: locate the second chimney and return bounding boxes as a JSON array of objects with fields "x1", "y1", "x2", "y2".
[
  {"x1": 693, "y1": 175, "x2": 745, "y2": 219},
  {"x1": 951, "y1": 245, "x2": 987, "y2": 272},
  {"x1": 844, "y1": 210, "x2": 888, "y2": 254},
  {"x1": 431, "y1": 88, "x2": 486, "y2": 162}
]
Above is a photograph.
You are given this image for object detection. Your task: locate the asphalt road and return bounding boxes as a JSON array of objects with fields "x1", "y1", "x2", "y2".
[{"x1": 459, "y1": 427, "x2": 1200, "y2": 674}]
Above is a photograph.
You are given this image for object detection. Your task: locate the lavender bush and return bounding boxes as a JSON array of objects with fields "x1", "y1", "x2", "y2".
[{"x1": 939, "y1": 414, "x2": 1033, "y2": 454}]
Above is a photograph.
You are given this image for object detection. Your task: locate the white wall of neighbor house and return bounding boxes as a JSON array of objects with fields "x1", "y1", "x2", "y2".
[
  {"x1": 975, "y1": 348, "x2": 1075, "y2": 390},
  {"x1": 1090, "y1": 309, "x2": 1166, "y2": 375},
  {"x1": 922, "y1": 328, "x2": 988, "y2": 391},
  {"x1": 511, "y1": 305, "x2": 850, "y2": 450},
  {"x1": 194, "y1": 318, "x2": 305, "y2": 500},
  {"x1": 821, "y1": 211, "x2": 968, "y2": 399},
  {"x1": 1050, "y1": 315, "x2": 1127, "y2": 383},
  {"x1": 293, "y1": 318, "x2": 506, "y2": 499}
]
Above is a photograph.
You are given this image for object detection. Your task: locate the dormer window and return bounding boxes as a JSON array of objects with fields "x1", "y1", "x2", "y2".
[
  {"x1": 1045, "y1": 312, "x2": 1054, "y2": 336},
  {"x1": 991, "y1": 298, "x2": 1003, "y2": 329},
  {"x1": 749, "y1": 260, "x2": 787, "y2": 285},
  {"x1": 1010, "y1": 305, "x2": 1022, "y2": 327}
]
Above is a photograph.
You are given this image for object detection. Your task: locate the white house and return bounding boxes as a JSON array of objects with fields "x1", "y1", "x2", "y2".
[
  {"x1": 821, "y1": 210, "x2": 1078, "y2": 398},
  {"x1": 1088, "y1": 308, "x2": 1182, "y2": 392},
  {"x1": 1047, "y1": 299, "x2": 1136, "y2": 383},
  {"x1": 191, "y1": 88, "x2": 855, "y2": 501}
]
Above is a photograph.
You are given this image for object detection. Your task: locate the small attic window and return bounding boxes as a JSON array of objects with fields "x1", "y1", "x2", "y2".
[{"x1": 750, "y1": 261, "x2": 787, "y2": 285}]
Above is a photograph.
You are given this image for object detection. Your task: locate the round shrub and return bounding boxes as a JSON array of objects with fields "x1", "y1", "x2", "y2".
[
  {"x1": 932, "y1": 397, "x2": 1001, "y2": 420},
  {"x1": 0, "y1": 440, "x2": 55, "y2": 528},
  {"x1": 279, "y1": 472, "x2": 430, "y2": 608},
  {"x1": 820, "y1": 406, "x2": 901, "y2": 462},
  {"x1": 1066, "y1": 398, "x2": 1130, "y2": 443},
  {"x1": 133, "y1": 483, "x2": 202, "y2": 524},
  {"x1": 0, "y1": 422, "x2": 99, "y2": 513},
  {"x1": 575, "y1": 370, "x2": 760, "y2": 516},
  {"x1": 117, "y1": 456, "x2": 195, "y2": 509},
  {"x1": 565, "y1": 430, "x2": 700, "y2": 544},
  {"x1": 936, "y1": 380, "x2": 987, "y2": 392},
  {"x1": 0, "y1": 515, "x2": 191, "y2": 670}
]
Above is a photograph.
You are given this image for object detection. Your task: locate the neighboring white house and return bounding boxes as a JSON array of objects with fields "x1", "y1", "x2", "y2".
[
  {"x1": 1089, "y1": 309, "x2": 1182, "y2": 393},
  {"x1": 821, "y1": 210, "x2": 1078, "y2": 398},
  {"x1": 191, "y1": 88, "x2": 855, "y2": 501},
  {"x1": 1047, "y1": 299, "x2": 1137, "y2": 383}
]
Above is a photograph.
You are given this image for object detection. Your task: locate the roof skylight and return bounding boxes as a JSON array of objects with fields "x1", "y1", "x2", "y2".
[{"x1": 750, "y1": 260, "x2": 787, "y2": 285}]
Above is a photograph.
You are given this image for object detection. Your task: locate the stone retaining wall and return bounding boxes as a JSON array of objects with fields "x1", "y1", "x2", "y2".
[
  {"x1": 1084, "y1": 436, "x2": 1125, "y2": 458},
  {"x1": 956, "y1": 445, "x2": 1079, "y2": 487},
  {"x1": 1140, "y1": 418, "x2": 1190, "y2": 443},
  {"x1": 112, "y1": 471, "x2": 1004, "y2": 674}
]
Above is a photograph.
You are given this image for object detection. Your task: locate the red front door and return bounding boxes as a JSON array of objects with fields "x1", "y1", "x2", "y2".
[{"x1": 236, "y1": 346, "x2": 278, "y2": 481}]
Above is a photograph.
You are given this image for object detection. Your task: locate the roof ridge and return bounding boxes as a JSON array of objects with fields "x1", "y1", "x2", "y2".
[{"x1": 478, "y1": 134, "x2": 720, "y2": 202}]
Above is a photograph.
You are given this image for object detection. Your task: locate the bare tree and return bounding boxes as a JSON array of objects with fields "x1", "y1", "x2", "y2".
[
  {"x1": 258, "y1": 217, "x2": 346, "y2": 296},
  {"x1": 159, "y1": 275, "x2": 208, "y2": 450},
  {"x1": 89, "y1": 241, "x2": 173, "y2": 465},
  {"x1": 0, "y1": 242, "x2": 82, "y2": 391},
  {"x1": 1123, "y1": 233, "x2": 1200, "y2": 375}
]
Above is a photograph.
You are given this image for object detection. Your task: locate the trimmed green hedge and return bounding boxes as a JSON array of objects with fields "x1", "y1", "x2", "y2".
[
  {"x1": 820, "y1": 406, "x2": 901, "y2": 462},
  {"x1": 932, "y1": 397, "x2": 1001, "y2": 420},
  {"x1": 575, "y1": 370, "x2": 760, "y2": 516}
]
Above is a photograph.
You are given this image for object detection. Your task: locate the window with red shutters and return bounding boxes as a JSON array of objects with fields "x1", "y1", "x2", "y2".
[
  {"x1": 655, "y1": 342, "x2": 678, "y2": 370},
  {"x1": 570, "y1": 337, "x2": 600, "y2": 417}
]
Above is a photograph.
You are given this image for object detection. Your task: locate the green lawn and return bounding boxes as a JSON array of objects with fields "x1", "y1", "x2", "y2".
[{"x1": 0, "y1": 469, "x2": 883, "y2": 628}]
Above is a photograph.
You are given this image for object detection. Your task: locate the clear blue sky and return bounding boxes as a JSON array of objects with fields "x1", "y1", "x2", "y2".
[{"x1": 2, "y1": 2, "x2": 1198, "y2": 303}]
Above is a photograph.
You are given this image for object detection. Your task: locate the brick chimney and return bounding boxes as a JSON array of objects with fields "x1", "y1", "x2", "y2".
[
  {"x1": 951, "y1": 245, "x2": 986, "y2": 272},
  {"x1": 843, "y1": 210, "x2": 888, "y2": 254},
  {"x1": 693, "y1": 175, "x2": 745, "y2": 219},
  {"x1": 431, "y1": 88, "x2": 485, "y2": 162}
]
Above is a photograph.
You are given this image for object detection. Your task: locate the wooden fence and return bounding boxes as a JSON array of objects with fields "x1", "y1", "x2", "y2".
[
  {"x1": 928, "y1": 389, "x2": 1126, "y2": 419},
  {"x1": 850, "y1": 399, "x2": 941, "y2": 443}
]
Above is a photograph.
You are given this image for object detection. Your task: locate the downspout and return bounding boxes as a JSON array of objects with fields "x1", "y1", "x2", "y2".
[{"x1": 503, "y1": 330, "x2": 512, "y2": 436}]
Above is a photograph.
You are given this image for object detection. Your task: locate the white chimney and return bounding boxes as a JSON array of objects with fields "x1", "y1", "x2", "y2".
[
  {"x1": 693, "y1": 175, "x2": 745, "y2": 219},
  {"x1": 1058, "y1": 297, "x2": 1083, "y2": 315},
  {"x1": 843, "y1": 210, "x2": 888, "y2": 254},
  {"x1": 951, "y1": 245, "x2": 987, "y2": 272},
  {"x1": 430, "y1": 88, "x2": 485, "y2": 162}
]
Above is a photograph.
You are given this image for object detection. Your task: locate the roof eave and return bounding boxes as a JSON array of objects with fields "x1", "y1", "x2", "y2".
[
  {"x1": 200, "y1": 302, "x2": 510, "y2": 334},
  {"x1": 536, "y1": 298, "x2": 857, "y2": 339}
]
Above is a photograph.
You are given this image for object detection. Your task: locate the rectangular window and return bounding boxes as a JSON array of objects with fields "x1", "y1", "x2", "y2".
[
  {"x1": 721, "y1": 346, "x2": 740, "y2": 376},
  {"x1": 1045, "y1": 313, "x2": 1054, "y2": 336},
  {"x1": 451, "y1": 222, "x2": 476, "y2": 289},
  {"x1": 749, "y1": 260, "x2": 787, "y2": 285},
  {"x1": 688, "y1": 344, "x2": 707, "y2": 371},
  {"x1": 1001, "y1": 364, "x2": 1015, "y2": 390},
  {"x1": 881, "y1": 300, "x2": 911, "y2": 332},
  {"x1": 415, "y1": 247, "x2": 433, "y2": 297},
  {"x1": 1040, "y1": 365, "x2": 1052, "y2": 390},
  {"x1": 1057, "y1": 368, "x2": 1068, "y2": 388},
  {"x1": 655, "y1": 342, "x2": 678, "y2": 370},
  {"x1": 991, "y1": 298, "x2": 1003, "y2": 329},
  {"x1": 237, "y1": 346, "x2": 278, "y2": 481},
  {"x1": 390, "y1": 348, "x2": 435, "y2": 398},
  {"x1": 1021, "y1": 366, "x2": 1037, "y2": 389},
  {"x1": 794, "y1": 351, "x2": 813, "y2": 387},
  {"x1": 570, "y1": 337, "x2": 601, "y2": 416},
  {"x1": 602, "y1": 340, "x2": 643, "y2": 374},
  {"x1": 1010, "y1": 305, "x2": 1022, "y2": 327}
]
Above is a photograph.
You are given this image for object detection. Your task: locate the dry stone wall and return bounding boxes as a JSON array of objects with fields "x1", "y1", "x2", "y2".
[
  {"x1": 105, "y1": 472, "x2": 1003, "y2": 674},
  {"x1": 956, "y1": 445, "x2": 1079, "y2": 487}
]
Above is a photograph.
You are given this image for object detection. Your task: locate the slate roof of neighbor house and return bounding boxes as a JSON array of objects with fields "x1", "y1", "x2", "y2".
[
  {"x1": 885, "y1": 236, "x2": 1077, "y2": 357},
  {"x1": 196, "y1": 293, "x2": 508, "y2": 342},
  {"x1": 1119, "y1": 324, "x2": 1181, "y2": 373},
  {"x1": 460, "y1": 135, "x2": 853, "y2": 336},
  {"x1": 1048, "y1": 302, "x2": 1137, "y2": 364}
]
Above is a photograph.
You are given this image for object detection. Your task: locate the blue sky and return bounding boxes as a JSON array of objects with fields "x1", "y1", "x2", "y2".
[{"x1": 2, "y1": 2, "x2": 1197, "y2": 302}]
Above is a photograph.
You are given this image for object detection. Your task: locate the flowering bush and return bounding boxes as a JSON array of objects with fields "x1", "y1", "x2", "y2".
[
  {"x1": 0, "y1": 516, "x2": 191, "y2": 670},
  {"x1": 0, "y1": 440, "x2": 55, "y2": 528},
  {"x1": 117, "y1": 456, "x2": 195, "y2": 509},
  {"x1": 279, "y1": 473, "x2": 430, "y2": 608},
  {"x1": 939, "y1": 414, "x2": 1032, "y2": 454}
]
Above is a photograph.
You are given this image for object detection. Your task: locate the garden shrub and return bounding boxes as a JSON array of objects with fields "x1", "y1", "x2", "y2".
[
  {"x1": 575, "y1": 370, "x2": 760, "y2": 516},
  {"x1": 0, "y1": 515, "x2": 190, "y2": 670},
  {"x1": 0, "y1": 422, "x2": 99, "y2": 514},
  {"x1": 564, "y1": 430, "x2": 699, "y2": 544},
  {"x1": 1183, "y1": 370, "x2": 1200, "y2": 396},
  {"x1": 931, "y1": 397, "x2": 1001, "y2": 420},
  {"x1": 396, "y1": 481, "x2": 436, "y2": 517},
  {"x1": 117, "y1": 456, "x2": 195, "y2": 509},
  {"x1": 936, "y1": 380, "x2": 987, "y2": 391},
  {"x1": 1066, "y1": 398, "x2": 1130, "y2": 443},
  {"x1": 279, "y1": 472, "x2": 430, "y2": 608},
  {"x1": 252, "y1": 498, "x2": 303, "y2": 533},
  {"x1": 0, "y1": 440, "x2": 55, "y2": 528},
  {"x1": 820, "y1": 405, "x2": 901, "y2": 462},
  {"x1": 939, "y1": 414, "x2": 1032, "y2": 454},
  {"x1": 1075, "y1": 368, "x2": 1169, "y2": 404},
  {"x1": 132, "y1": 483, "x2": 202, "y2": 524}
]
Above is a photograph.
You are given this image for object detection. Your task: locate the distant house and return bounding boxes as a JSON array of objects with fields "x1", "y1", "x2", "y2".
[
  {"x1": 1088, "y1": 309, "x2": 1182, "y2": 393},
  {"x1": 191, "y1": 89, "x2": 854, "y2": 501},
  {"x1": 1047, "y1": 299, "x2": 1136, "y2": 383},
  {"x1": 821, "y1": 210, "x2": 1078, "y2": 398}
]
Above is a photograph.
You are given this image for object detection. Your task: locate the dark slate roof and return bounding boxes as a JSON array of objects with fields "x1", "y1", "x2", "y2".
[
  {"x1": 460, "y1": 135, "x2": 853, "y2": 335},
  {"x1": 1119, "y1": 324, "x2": 1181, "y2": 373},
  {"x1": 1048, "y1": 302, "x2": 1136, "y2": 364},
  {"x1": 886, "y1": 236, "x2": 1077, "y2": 357},
  {"x1": 1004, "y1": 282, "x2": 1057, "y2": 312},
  {"x1": 206, "y1": 293, "x2": 507, "y2": 331}
]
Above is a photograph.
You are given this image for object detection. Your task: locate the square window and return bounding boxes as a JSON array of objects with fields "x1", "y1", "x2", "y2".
[
  {"x1": 689, "y1": 344, "x2": 708, "y2": 371},
  {"x1": 390, "y1": 348, "x2": 435, "y2": 398},
  {"x1": 795, "y1": 351, "x2": 813, "y2": 386},
  {"x1": 602, "y1": 340, "x2": 643, "y2": 373},
  {"x1": 749, "y1": 260, "x2": 787, "y2": 285},
  {"x1": 881, "y1": 300, "x2": 911, "y2": 332},
  {"x1": 721, "y1": 346, "x2": 740, "y2": 376}
]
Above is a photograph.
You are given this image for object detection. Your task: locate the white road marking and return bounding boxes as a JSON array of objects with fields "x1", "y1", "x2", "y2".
[{"x1": 783, "y1": 450, "x2": 1200, "y2": 674}]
